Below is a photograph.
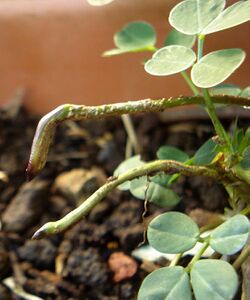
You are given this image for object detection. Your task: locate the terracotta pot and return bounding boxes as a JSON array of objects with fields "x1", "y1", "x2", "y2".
[{"x1": 0, "y1": 0, "x2": 249, "y2": 114}]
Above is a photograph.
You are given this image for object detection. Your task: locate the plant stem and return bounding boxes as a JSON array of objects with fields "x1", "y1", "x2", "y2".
[
  {"x1": 169, "y1": 253, "x2": 183, "y2": 267},
  {"x1": 147, "y1": 45, "x2": 158, "y2": 52},
  {"x1": 203, "y1": 89, "x2": 232, "y2": 153},
  {"x1": 181, "y1": 71, "x2": 200, "y2": 95},
  {"x1": 196, "y1": 34, "x2": 232, "y2": 153},
  {"x1": 197, "y1": 34, "x2": 205, "y2": 61},
  {"x1": 27, "y1": 95, "x2": 250, "y2": 179},
  {"x1": 32, "y1": 161, "x2": 220, "y2": 239},
  {"x1": 185, "y1": 242, "x2": 209, "y2": 272},
  {"x1": 180, "y1": 36, "x2": 200, "y2": 100},
  {"x1": 125, "y1": 137, "x2": 133, "y2": 159},
  {"x1": 196, "y1": 34, "x2": 231, "y2": 151},
  {"x1": 121, "y1": 114, "x2": 140, "y2": 155},
  {"x1": 233, "y1": 244, "x2": 250, "y2": 270},
  {"x1": 240, "y1": 205, "x2": 250, "y2": 216}
]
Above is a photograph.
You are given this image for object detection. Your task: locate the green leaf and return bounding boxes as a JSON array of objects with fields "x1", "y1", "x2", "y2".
[
  {"x1": 145, "y1": 45, "x2": 196, "y2": 76},
  {"x1": 209, "y1": 83, "x2": 242, "y2": 97},
  {"x1": 164, "y1": 29, "x2": 196, "y2": 48},
  {"x1": 87, "y1": 0, "x2": 115, "y2": 5},
  {"x1": 138, "y1": 266, "x2": 192, "y2": 300},
  {"x1": 210, "y1": 215, "x2": 249, "y2": 255},
  {"x1": 240, "y1": 86, "x2": 250, "y2": 98},
  {"x1": 114, "y1": 21, "x2": 156, "y2": 51},
  {"x1": 240, "y1": 146, "x2": 250, "y2": 170},
  {"x1": 114, "y1": 155, "x2": 145, "y2": 190},
  {"x1": 130, "y1": 176, "x2": 180, "y2": 207},
  {"x1": 191, "y1": 260, "x2": 238, "y2": 300},
  {"x1": 147, "y1": 183, "x2": 180, "y2": 207},
  {"x1": 157, "y1": 145, "x2": 189, "y2": 162},
  {"x1": 156, "y1": 146, "x2": 190, "y2": 185},
  {"x1": 169, "y1": 0, "x2": 225, "y2": 35},
  {"x1": 147, "y1": 212, "x2": 199, "y2": 253},
  {"x1": 203, "y1": 1, "x2": 250, "y2": 35},
  {"x1": 191, "y1": 49, "x2": 246, "y2": 88},
  {"x1": 193, "y1": 139, "x2": 219, "y2": 165},
  {"x1": 151, "y1": 172, "x2": 171, "y2": 186},
  {"x1": 129, "y1": 176, "x2": 148, "y2": 199}
]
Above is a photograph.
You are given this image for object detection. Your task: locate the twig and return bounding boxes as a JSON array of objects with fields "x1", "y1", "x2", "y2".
[
  {"x1": 32, "y1": 160, "x2": 221, "y2": 239},
  {"x1": 27, "y1": 95, "x2": 250, "y2": 179}
]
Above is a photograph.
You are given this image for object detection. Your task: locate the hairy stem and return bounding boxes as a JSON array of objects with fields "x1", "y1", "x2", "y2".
[
  {"x1": 27, "y1": 95, "x2": 250, "y2": 179},
  {"x1": 32, "y1": 160, "x2": 221, "y2": 239}
]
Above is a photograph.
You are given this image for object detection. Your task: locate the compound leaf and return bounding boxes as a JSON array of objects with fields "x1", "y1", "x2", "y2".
[
  {"x1": 203, "y1": 1, "x2": 250, "y2": 35},
  {"x1": 210, "y1": 214, "x2": 249, "y2": 255},
  {"x1": 147, "y1": 212, "x2": 199, "y2": 253},
  {"x1": 169, "y1": 0, "x2": 225, "y2": 35},
  {"x1": 145, "y1": 45, "x2": 196, "y2": 76},
  {"x1": 164, "y1": 29, "x2": 196, "y2": 48},
  {"x1": 114, "y1": 21, "x2": 156, "y2": 51},
  {"x1": 191, "y1": 260, "x2": 238, "y2": 300},
  {"x1": 138, "y1": 266, "x2": 192, "y2": 300},
  {"x1": 191, "y1": 49, "x2": 246, "y2": 88}
]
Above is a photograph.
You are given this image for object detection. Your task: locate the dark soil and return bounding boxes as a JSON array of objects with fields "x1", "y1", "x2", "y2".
[{"x1": 0, "y1": 101, "x2": 247, "y2": 299}]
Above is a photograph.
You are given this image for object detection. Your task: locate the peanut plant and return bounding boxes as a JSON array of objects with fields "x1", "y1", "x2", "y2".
[{"x1": 28, "y1": 1, "x2": 250, "y2": 299}]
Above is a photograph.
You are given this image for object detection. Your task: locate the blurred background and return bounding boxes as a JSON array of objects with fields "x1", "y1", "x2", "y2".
[{"x1": 0, "y1": 0, "x2": 249, "y2": 114}]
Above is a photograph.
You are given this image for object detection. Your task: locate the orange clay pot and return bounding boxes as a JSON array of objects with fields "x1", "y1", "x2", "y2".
[{"x1": 0, "y1": 0, "x2": 249, "y2": 114}]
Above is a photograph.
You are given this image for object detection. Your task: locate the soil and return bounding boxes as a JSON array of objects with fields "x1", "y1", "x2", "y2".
[{"x1": 0, "y1": 101, "x2": 247, "y2": 299}]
